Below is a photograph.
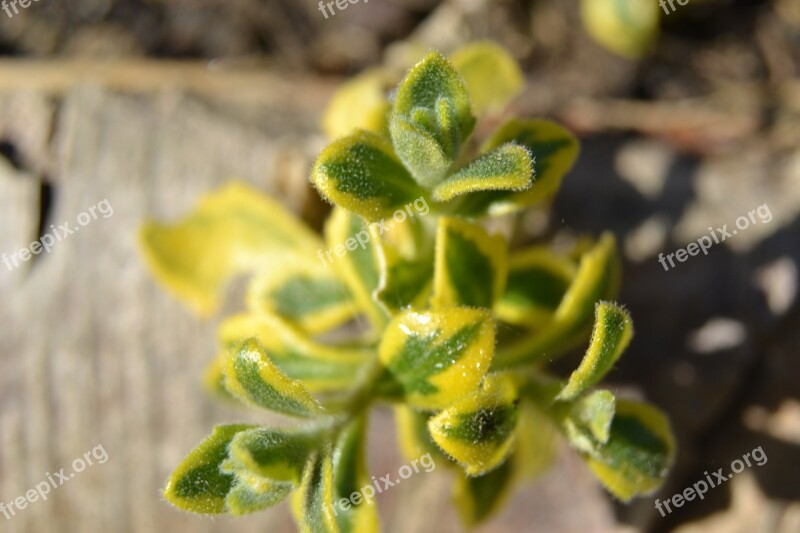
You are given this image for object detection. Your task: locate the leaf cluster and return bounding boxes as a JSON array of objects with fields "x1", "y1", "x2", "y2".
[{"x1": 140, "y1": 42, "x2": 674, "y2": 531}]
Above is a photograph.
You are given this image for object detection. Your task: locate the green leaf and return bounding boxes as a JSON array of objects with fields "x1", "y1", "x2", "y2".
[
  {"x1": 449, "y1": 401, "x2": 560, "y2": 525},
  {"x1": 164, "y1": 424, "x2": 256, "y2": 514},
  {"x1": 554, "y1": 234, "x2": 621, "y2": 324},
  {"x1": 560, "y1": 390, "x2": 617, "y2": 454},
  {"x1": 557, "y1": 303, "x2": 633, "y2": 401},
  {"x1": 580, "y1": 0, "x2": 660, "y2": 59},
  {"x1": 495, "y1": 232, "x2": 620, "y2": 368},
  {"x1": 450, "y1": 41, "x2": 524, "y2": 116},
  {"x1": 311, "y1": 130, "x2": 425, "y2": 223},
  {"x1": 390, "y1": 51, "x2": 476, "y2": 187},
  {"x1": 388, "y1": 116, "x2": 452, "y2": 188},
  {"x1": 322, "y1": 69, "x2": 391, "y2": 139},
  {"x1": 581, "y1": 400, "x2": 674, "y2": 501},
  {"x1": 219, "y1": 313, "x2": 372, "y2": 393},
  {"x1": 222, "y1": 339, "x2": 324, "y2": 417},
  {"x1": 377, "y1": 255, "x2": 433, "y2": 313},
  {"x1": 223, "y1": 469, "x2": 294, "y2": 516},
  {"x1": 459, "y1": 119, "x2": 580, "y2": 215},
  {"x1": 431, "y1": 144, "x2": 533, "y2": 202},
  {"x1": 514, "y1": 401, "x2": 558, "y2": 479},
  {"x1": 228, "y1": 427, "x2": 320, "y2": 484},
  {"x1": 428, "y1": 374, "x2": 520, "y2": 476},
  {"x1": 139, "y1": 181, "x2": 322, "y2": 315},
  {"x1": 331, "y1": 417, "x2": 380, "y2": 533},
  {"x1": 452, "y1": 458, "x2": 515, "y2": 527},
  {"x1": 372, "y1": 215, "x2": 435, "y2": 313},
  {"x1": 522, "y1": 377, "x2": 673, "y2": 501},
  {"x1": 394, "y1": 407, "x2": 450, "y2": 467},
  {"x1": 247, "y1": 259, "x2": 357, "y2": 336},
  {"x1": 324, "y1": 207, "x2": 387, "y2": 332},
  {"x1": 432, "y1": 217, "x2": 508, "y2": 309},
  {"x1": 220, "y1": 428, "x2": 310, "y2": 516},
  {"x1": 291, "y1": 452, "x2": 340, "y2": 533},
  {"x1": 495, "y1": 246, "x2": 577, "y2": 327},
  {"x1": 378, "y1": 307, "x2": 495, "y2": 409}
]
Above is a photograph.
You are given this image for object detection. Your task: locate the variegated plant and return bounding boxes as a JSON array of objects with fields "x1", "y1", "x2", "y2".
[{"x1": 140, "y1": 42, "x2": 674, "y2": 531}]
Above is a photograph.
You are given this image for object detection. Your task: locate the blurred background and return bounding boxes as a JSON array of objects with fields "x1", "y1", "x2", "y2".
[{"x1": 0, "y1": 0, "x2": 799, "y2": 532}]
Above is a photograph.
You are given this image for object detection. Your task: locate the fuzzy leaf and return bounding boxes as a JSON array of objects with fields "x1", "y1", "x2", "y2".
[
  {"x1": 554, "y1": 234, "x2": 620, "y2": 324},
  {"x1": 459, "y1": 120, "x2": 579, "y2": 215},
  {"x1": 219, "y1": 313, "x2": 372, "y2": 393},
  {"x1": 372, "y1": 215, "x2": 434, "y2": 313},
  {"x1": 203, "y1": 353, "x2": 238, "y2": 401},
  {"x1": 331, "y1": 417, "x2": 380, "y2": 533},
  {"x1": 378, "y1": 307, "x2": 495, "y2": 409},
  {"x1": 220, "y1": 428, "x2": 313, "y2": 516},
  {"x1": 581, "y1": 400, "x2": 674, "y2": 501},
  {"x1": 450, "y1": 41, "x2": 524, "y2": 115},
  {"x1": 390, "y1": 51, "x2": 476, "y2": 187},
  {"x1": 428, "y1": 374, "x2": 520, "y2": 476},
  {"x1": 247, "y1": 259, "x2": 356, "y2": 336},
  {"x1": 395, "y1": 406, "x2": 451, "y2": 464},
  {"x1": 164, "y1": 424, "x2": 257, "y2": 514},
  {"x1": 560, "y1": 390, "x2": 617, "y2": 454},
  {"x1": 228, "y1": 427, "x2": 320, "y2": 484},
  {"x1": 431, "y1": 144, "x2": 533, "y2": 202},
  {"x1": 140, "y1": 181, "x2": 321, "y2": 315},
  {"x1": 376, "y1": 255, "x2": 433, "y2": 313},
  {"x1": 312, "y1": 130, "x2": 425, "y2": 223},
  {"x1": 291, "y1": 452, "x2": 340, "y2": 533},
  {"x1": 495, "y1": 246, "x2": 577, "y2": 327},
  {"x1": 557, "y1": 303, "x2": 633, "y2": 401},
  {"x1": 451, "y1": 403, "x2": 561, "y2": 524},
  {"x1": 432, "y1": 217, "x2": 508, "y2": 309},
  {"x1": 495, "y1": 233, "x2": 620, "y2": 368},
  {"x1": 223, "y1": 469, "x2": 294, "y2": 516},
  {"x1": 322, "y1": 69, "x2": 391, "y2": 139},
  {"x1": 222, "y1": 339, "x2": 324, "y2": 417},
  {"x1": 324, "y1": 207, "x2": 387, "y2": 332},
  {"x1": 580, "y1": 0, "x2": 660, "y2": 59},
  {"x1": 452, "y1": 458, "x2": 515, "y2": 527},
  {"x1": 388, "y1": 117, "x2": 452, "y2": 188}
]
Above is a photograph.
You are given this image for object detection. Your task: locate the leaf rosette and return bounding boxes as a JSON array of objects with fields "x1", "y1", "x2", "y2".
[{"x1": 141, "y1": 42, "x2": 674, "y2": 531}]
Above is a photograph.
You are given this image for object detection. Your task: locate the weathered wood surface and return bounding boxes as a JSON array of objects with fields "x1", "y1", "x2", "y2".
[
  {"x1": 0, "y1": 62, "x2": 618, "y2": 533},
  {"x1": 0, "y1": 72, "x2": 331, "y2": 533}
]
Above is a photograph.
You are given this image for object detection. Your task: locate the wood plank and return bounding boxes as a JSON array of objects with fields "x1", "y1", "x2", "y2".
[{"x1": 0, "y1": 80, "x2": 330, "y2": 532}]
